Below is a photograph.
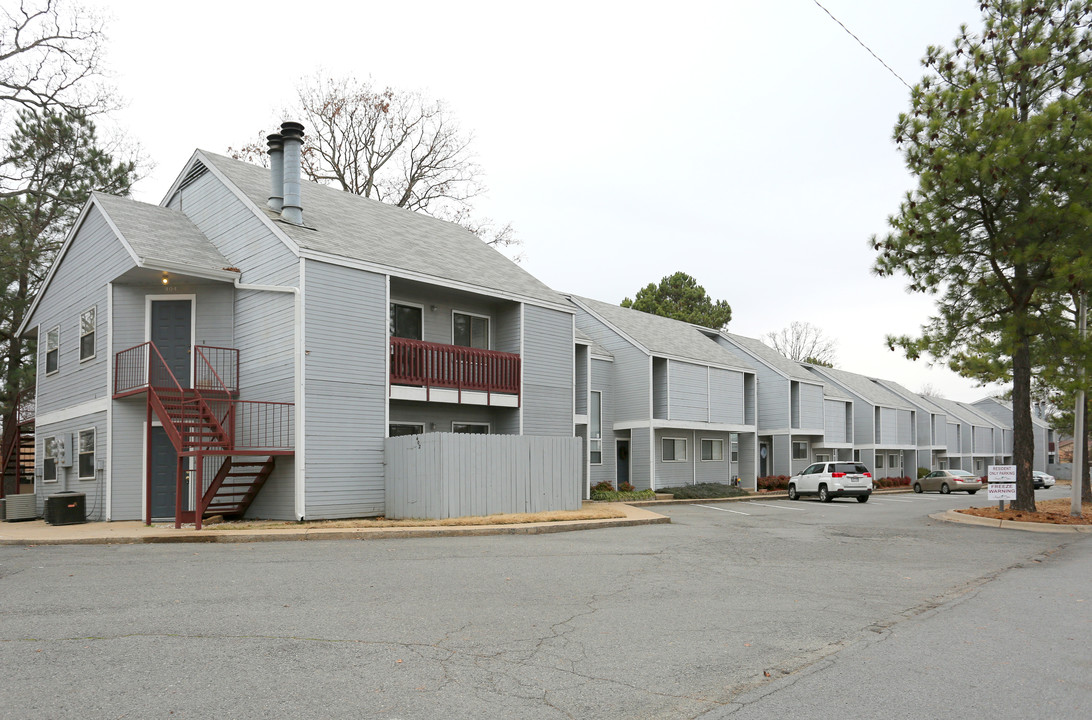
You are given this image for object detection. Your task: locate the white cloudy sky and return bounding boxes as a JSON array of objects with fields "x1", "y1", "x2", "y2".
[{"x1": 95, "y1": 0, "x2": 1002, "y2": 401}]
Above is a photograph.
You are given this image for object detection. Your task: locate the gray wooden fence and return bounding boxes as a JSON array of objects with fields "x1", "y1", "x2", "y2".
[{"x1": 384, "y1": 433, "x2": 582, "y2": 520}]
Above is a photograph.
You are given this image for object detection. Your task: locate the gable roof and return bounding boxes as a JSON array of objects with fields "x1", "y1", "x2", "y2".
[
  {"x1": 925, "y1": 395, "x2": 993, "y2": 427},
  {"x1": 720, "y1": 332, "x2": 824, "y2": 384},
  {"x1": 190, "y1": 151, "x2": 568, "y2": 310},
  {"x1": 575, "y1": 328, "x2": 613, "y2": 360},
  {"x1": 18, "y1": 193, "x2": 237, "y2": 336},
  {"x1": 568, "y1": 295, "x2": 754, "y2": 372},
  {"x1": 803, "y1": 364, "x2": 914, "y2": 410},
  {"x1": 972, "y1": 396, "x2": 1051, "y2": 430},
  {"x1": 871, "y1": 378, "x2": 949, "y2": 416}
]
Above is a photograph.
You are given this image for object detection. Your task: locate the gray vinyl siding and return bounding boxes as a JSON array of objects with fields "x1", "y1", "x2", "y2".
[
  {"x1": 946, "y1": 423, "x2": 960, "y2": 454},
  {"x1": 168, "y1": 165, "x2": 298, "y2": 286},
  {"x1": 588, "y1": 359, "x2": 615, "y2": 487},
  {"x1": 710, "y1": 368, "x2": 745, "y2": 424},
  {"x1": 879, "y1": 408, "x2": 898, "y2": 445},
  {"x1": 960, "y1": 422, "x2": 972, "y2": 454},
  {"x1": 798, "y1": 383, "x2": 824, "y2": 430},
  {"x1": 110, "y1": 283, "x2": 234, "y2": 367},
  {"x1": 744, "y1": 375, "x2": 756, "y2": 425},
  {"x1": 1033, "y1": 426, "x2": 1047, "y2": 469},
  {"x1": 384, "y1": 434, "x2": 581, "y2": 519},
  {"x1": 757, "y1": 374, "x2": 790, "y2": 431},
  {"x1": 973, "y1": 426, "x2": 991, "y2": 454},
  {"x1": 389, "y1": 401, "x2": 517, "y2": 434},
  {"x1": 245, "y1": 455, "x2": 295, "y2": 519},
  {"x1": 36, "y1": 411, "x2": 107, "y2": 520},
  {"x1": 521, "y1": 304, "x2": 573, "y2": 436},
  {"x1": 109, "y1": 395, "x2": 146, "y2": 520},
  {"x1": 654, "y1": 429, "x2": 694, "y2": 488},
  {"x1": 389, "y1": 282, "x2": 516, "y2": 349},
  {"x1": 853, "y1": 401, "x2": 873, "y2": 446},
  {"x1": 695, "y1": 431, "x2": 733, "y2": 483},
  {"x1": 823, "y1": 400, "x2": 847, "y2": 444},
  {"x1": 669, "y1": 360, "x2": 709, "y2": 422},
  {"x1": 32, "y1": 206, "x2": 136, "y2": 415},
  {"x1": 574, "y1": 344, "x2": 588, "y2": 415},
  {"x1": 631, "y1": 429, "x2": 651, "y2": 490},
  {"x1": 773, "y1": 434, "x2": 791, "y2": 477},
  {"x1": 573, "y1": 310, "x2": 649, "y2": 422},
  {"x1": 738, "y1": 434, "x2": 756, "y2": 489},
  {"x1": 235, "y1": 289, "x2": 293, "y2": 403},
  {"x1": 303, "y1": 259, "x2": 387, "y2": 519},
  {"x1": 897, "y1": 409, "x2": 914, "y2": 445}
]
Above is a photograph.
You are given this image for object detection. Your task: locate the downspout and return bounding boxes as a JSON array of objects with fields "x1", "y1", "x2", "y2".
[{"x1": 233, "y1": 278, "x2": 305, "y2": 521}]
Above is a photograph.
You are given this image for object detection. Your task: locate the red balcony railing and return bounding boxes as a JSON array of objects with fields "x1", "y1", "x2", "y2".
[
  {"x1": 194, "y1": 346, "x2": 239, "y2": 394},
  {"x1": 390, "y1": 337, "x2": 520, "y2": 399}
]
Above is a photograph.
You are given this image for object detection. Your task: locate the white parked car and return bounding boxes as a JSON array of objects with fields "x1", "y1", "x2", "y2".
[
  {"x1": 788, "y1": 462, "x2": 873, "y2": 503},
  {"x1": 1033, "y1": 471, "x2": 1056, "y2": 490}
]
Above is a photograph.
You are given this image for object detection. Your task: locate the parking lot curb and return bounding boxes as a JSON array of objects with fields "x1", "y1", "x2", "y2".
[{"x1": 931, "y1": 509, "x2": 1092, "y2": 533}]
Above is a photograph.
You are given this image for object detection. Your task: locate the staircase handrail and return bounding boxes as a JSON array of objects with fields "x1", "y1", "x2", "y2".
[{"x1": 194, "y1": 345, "x2": 239, "y2": 394}]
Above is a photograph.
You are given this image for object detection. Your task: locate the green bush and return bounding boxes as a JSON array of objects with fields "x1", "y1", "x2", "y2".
[
  {"x1": 591, "y1": 480, "x2": 615, "y2": 494},
  {"x1": 657, "y1": 483, "x2": 749, "y2": 499},
  {"x1": 917, "y1": 467, "x2": 931, "y2": 479},
  {"x1": 590, "y1": 489, "x2": 657, "y2": 502}
]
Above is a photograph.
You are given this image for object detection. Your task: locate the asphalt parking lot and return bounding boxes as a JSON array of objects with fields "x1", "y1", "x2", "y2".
[{"x1": 2, "y1": 491, "x2": 1087, "y2": 719}]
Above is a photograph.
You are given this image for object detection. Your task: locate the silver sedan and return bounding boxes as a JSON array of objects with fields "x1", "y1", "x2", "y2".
[{"x1": 914, "y1": 469, "x2": 983, "y2": 495}]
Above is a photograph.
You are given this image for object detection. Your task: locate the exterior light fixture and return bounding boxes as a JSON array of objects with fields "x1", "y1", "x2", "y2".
[{"x1": 161, "y1": 272, "x2": 169, "y2": 285}]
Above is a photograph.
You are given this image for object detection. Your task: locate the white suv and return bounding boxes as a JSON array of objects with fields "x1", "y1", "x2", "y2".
[{"x1": 788, "y1": 462, "x2": 873, "y2": 503}]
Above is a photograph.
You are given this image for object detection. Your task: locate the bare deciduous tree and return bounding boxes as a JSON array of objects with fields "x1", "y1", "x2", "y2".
[
  {"x1": 229, "y1": 74, "x2": 518, "y2": 253},
  {"x1": 918, "y1": 383, "x2": 942, "y2": 398},
  {"x1": 764, "y1": 321, "x2": 837, "y2": 366}
]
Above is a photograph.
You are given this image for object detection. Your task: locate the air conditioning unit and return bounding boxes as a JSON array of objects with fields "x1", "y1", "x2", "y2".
[
  {"x1": 45, "y1": 492, "x2": 85, "y2": 525},
  {"x1": 3, "y1": 493, "x2": 37, "y2": 521}
]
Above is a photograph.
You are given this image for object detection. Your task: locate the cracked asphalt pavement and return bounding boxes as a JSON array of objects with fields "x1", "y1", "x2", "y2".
[{"x1": 2, "y1": 492, "x2": 1088, "y2": 719}]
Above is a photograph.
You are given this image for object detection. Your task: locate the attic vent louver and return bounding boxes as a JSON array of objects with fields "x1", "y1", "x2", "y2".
[{"x1": 177, "y1": 161, "x2": 209, "y2": 191}]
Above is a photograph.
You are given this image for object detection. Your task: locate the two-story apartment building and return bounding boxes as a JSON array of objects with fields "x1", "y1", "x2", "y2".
[
  {"x1": 568, "y1": 296, "x2": 758, "y2": 491},
  {"x1": 16, "y1": 124, "x2": 579, "y2": 525},
  {"x1": 715, "y1": 333, "x2": 853, "y2": 476}
]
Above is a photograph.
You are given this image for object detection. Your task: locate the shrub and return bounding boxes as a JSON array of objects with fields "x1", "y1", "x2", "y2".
[
  {"x1": 917, "y1": 467, "x2": 931, "y2": 479},
  {"x1": 617, "y1": 481, "x2": 635, "y2": 492},
  {"x1": 590, "y1": 489, "x2": 656, "y2": 502},
  {"x1": 757, "y1": 475, "x2": 790, "y2": 491},
  {"x1": 591, "y1": 480, "x2": 615, "y2": 494},
  {"x1": 658, "y1": 483, "x2": 749, "y2": 499}
]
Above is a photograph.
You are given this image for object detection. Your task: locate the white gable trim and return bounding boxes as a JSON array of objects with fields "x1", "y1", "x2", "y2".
[
  {"x1": 300, "y1": 249, "x2": 574, "y2": 314},
  {"x1": 161, "y1": 150, "x2": 302, "y2": 258}
]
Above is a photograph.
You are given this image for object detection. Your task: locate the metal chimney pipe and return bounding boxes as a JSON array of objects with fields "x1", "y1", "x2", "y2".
[
  {"x1": 280, "y1": 121, "x2": 305, "y2": 225},
  {"x1": 266, "y1": 133, "x2": 284, "y2": 212}
]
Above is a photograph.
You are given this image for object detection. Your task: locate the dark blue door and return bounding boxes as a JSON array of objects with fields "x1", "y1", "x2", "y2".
[
  {"x1": 150, "y1": 426, "x2": 177, "y2": 518},
  {"x1": 616, "y1": 440, "x2": 629, "y2": 487},
  {"x1": 151, "y1": 300, "x2": 191, "y2": 386}
]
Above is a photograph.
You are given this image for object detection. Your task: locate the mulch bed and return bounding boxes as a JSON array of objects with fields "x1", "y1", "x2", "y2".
[{"x1": 957, "y1": 497, "x2": 1092, "y2": 525}]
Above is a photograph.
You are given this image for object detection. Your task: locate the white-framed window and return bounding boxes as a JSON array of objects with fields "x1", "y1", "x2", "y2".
[
  {"x1": 452, "y1": 422, "x2": 489, "y2": 434},
  {"x1": 792, "y1": 441, "x2": 808, "y2": 460},
  {"x1": 940, "y1": 458, "x2": 949, "y2": 469},
  {"x1": 730, "y1": 439, "x2": 739, "y2": 463},
  {"x1": 390, "y1": 302, "x2": 423, "y2": 340},
  {"x1": 452, "y1": 311, "x2": 490, "y2": 349},
  {"x1": 389, "y1": 423, "x2": 425, "y2": 437},
  {"x1": 815, "y1": 453, "x2": 831, "y2": 462},
  {"x1": 889, "y1": 453, "x2": 899, "y2": 468},
  {"x1": 43, "y1": 436, "x2": 58, "y2": 482},
  {"x1": 589, "y1": 391, "x2": 602, "y2": 464},
  {"x1": 662, "y1": 437, "x2": 687, "y2": 462},
  {"x1": 853, "y1": 449, "x2": 861, "y2": 462},
  {"x1": 45, "y1": 326, "x2": 60, "y2": 375},
  {"x1": 80, "y1": 307, "x2": 96, "y2": 361},
  {"x1": 700, "y1": 438, "x2": 723, "y2": 462},
  {"x1": 876, "y1": 454, "x2": 885, "y2": 468},
  {"x1": 78, "y1": 428, "x2": 96, "y2": 480}
]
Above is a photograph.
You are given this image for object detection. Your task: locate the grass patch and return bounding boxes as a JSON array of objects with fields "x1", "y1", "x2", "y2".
[
  {"x1": 590, "y1": 489, "x2": 657, "y2": 502},
  {"x1": 188, "y1": 503, "x2": 628, "y2": 531},
  {"x1": 656, "y1": 483, "x2": 750, "y2": 500}
]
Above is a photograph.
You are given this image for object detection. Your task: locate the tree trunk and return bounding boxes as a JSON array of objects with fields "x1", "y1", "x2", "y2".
[{"x1": 1012, "y1": 332, "x2": 1037, "y2": 511}]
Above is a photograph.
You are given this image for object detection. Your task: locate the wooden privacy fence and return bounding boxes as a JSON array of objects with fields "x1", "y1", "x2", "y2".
[{"x1": 384, "y1": 434, "x2": 582, "y2": 520}]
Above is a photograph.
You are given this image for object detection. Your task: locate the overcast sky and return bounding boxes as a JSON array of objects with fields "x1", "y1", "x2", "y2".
[{"x1": 96, "y1": 0, "x2": 1001, "y2": 401}]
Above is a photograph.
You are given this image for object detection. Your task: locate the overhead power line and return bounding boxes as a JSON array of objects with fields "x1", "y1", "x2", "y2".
[{"x1": 812, "y1": 0, "x2": 913, "y2": 90}]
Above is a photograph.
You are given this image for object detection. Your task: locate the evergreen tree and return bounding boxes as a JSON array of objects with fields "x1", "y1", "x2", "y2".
[{"x1": 621, "y1": 272, "x2": 732, "y2": 329}]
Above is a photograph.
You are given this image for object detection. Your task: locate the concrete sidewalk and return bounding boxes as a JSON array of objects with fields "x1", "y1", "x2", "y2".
[{"x1": 0, "y1": 502, "x2": 670, "y2": 545}]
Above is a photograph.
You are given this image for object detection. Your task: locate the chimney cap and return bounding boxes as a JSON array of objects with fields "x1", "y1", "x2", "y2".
[
  {"x1": 280, "y1": 121, "x2": 304, "y2": 140},
  {"x1": 267, "y1": 133, "x2": 283, "y2": 151}
]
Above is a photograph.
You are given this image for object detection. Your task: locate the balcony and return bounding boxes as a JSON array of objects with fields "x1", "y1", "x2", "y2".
[{"x1": 389, "y1": 337, "x2": 520, "y2": 407}]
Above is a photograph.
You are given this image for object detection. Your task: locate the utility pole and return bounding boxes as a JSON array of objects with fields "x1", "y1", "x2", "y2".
[{"x1": 1073, "y1": 292, "x2": 1087, "y2": 518}]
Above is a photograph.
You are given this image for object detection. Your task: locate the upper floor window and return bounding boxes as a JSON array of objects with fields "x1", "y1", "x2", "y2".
[
  {"x1": 80, "y1": 307, "x2": 96, "y2": 361},
  {"x1": 78, "y1": 428, "x2": 96, "y2": 480},
  {"x1": 589, "y1": 391, "x2": 602, "y2": 464},
  {"x1": 453, "y1": 312, "x2": 489, "y2": 349},
  {"x1": 45, "y1": 326, "x2": 59, "y2": 374},
  {"x1": 390, "y1": 303, "x2": 422, "y2": 340}
]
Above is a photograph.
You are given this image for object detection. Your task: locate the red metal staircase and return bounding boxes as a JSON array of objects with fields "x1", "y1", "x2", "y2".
[
  {"x1": 1, "y1": 390, "x2": 35, "y2": 499},
  {"x1": 115, "y1": 342, "x2": 293, "y2": 529}
]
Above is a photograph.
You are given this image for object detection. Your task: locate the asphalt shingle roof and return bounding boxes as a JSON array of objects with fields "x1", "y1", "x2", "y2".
[
  {"x1": 721, "y1": 333, "x2": 824, "y2": 383},
  {"x1": 569, "y1": 295, "x2": 753, "y2": 371},
  {"x1": 198, "y1": 152, "x2": 566, "y2": 308},
  {"x1": 803, "y1": 364, "x2": 914, "y2": 410},
  {"x1": 93, "y1": 192, "x2": 232, "y2": 275},
  {"x1": 871, "y1": 378, "x2": 949, "y2": 416}
]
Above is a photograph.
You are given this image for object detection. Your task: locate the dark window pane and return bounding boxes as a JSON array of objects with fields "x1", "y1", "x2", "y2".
[
  {"x1": 80, "y1": 332, "x2": 95, "y2": 360},
  {"x1": 391, "y1": 304, "x2": 422, "y2": 340},
  {"x1": 389, "y1": 424, "x2": 424, "y2": 437},
  {"x1": 452, "y1": 423, "x2": 488, "y2": 434},
  {"x1": 46, "y1": 349, "x2": 58, "y2": 374},
  {"x1": 79, "y1": 452, "x2": 94, "y2": 479}
]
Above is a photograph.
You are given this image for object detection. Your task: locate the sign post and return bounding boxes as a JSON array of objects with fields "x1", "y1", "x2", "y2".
[{"x1": 988, "y1": 465, "x2": 1017, "y2": 510}]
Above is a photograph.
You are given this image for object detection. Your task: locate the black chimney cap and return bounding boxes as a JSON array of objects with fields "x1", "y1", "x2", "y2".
[
  {"x1": 266, "y1": 133, "x2": 283, "y2": 151},
  {"x1": 280, "y1": 121, "x2": 304, "y2": 140}
]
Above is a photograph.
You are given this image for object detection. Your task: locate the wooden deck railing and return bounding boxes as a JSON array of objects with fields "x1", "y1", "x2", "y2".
[{"x1": 389, "y1": 338, "x2": 520, "y2": 398}]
